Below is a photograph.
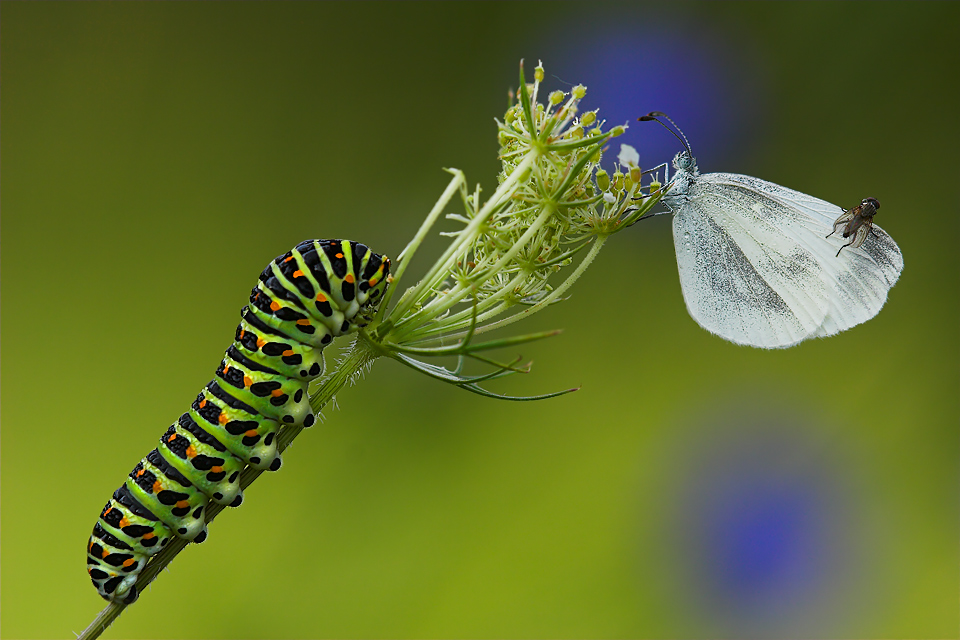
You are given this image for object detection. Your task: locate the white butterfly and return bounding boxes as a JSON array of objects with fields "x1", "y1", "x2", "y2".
[{"x1": 639, "y1": 114, "x2": 903, "y2": 349}]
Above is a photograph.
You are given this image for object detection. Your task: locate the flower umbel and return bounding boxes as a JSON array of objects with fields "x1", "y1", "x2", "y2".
[{"x1": 363, "y1": 60, "x2": 663, "y2": 399}]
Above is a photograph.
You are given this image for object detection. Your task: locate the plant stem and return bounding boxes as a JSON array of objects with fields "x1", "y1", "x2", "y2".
[
  {"x1": 76, "y1": 340, "x2": 381, "y2": 640},
  {"x1": 386, "y1": 152, "x2": 536, "y2": 327}
]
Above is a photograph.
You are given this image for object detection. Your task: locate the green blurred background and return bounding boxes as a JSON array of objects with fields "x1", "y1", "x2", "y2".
[{"x1": 2, "y1": 3, "x2": 958, "y2": 638}]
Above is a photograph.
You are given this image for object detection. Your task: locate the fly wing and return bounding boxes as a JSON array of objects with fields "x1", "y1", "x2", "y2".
[
  {"x1": 830, "y1": 209, "x2": 854, "y2": 236},
  {"x1": 672, "y1": 178, "x2": 830, "y2": 348},
  {"x1": 700, "y1": 173, "x2": 903, "y2": 340},
  {"x1": 849, "y1": 222, "x2": 873, "y2": 249}
]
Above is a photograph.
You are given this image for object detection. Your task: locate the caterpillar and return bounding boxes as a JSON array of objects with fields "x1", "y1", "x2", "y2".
[{"x1": 86, "y1": 239, "x2": 390, "y2": 604}]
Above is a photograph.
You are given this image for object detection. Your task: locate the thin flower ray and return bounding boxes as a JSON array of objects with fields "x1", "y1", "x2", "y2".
[
  {"x1": 456, "y1": 381, "x2": 580, "y2": 402},
  {"x1": 390, "y1": 352, "x2": 527, "y2": 387},
  {"x1": 388, "y1": 328, "x2": 563, "y2": 357}
]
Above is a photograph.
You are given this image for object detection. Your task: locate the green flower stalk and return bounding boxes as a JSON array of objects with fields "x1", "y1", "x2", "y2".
[{"x1": 78, "y1": 60, "x2": 663, "y2": 640}]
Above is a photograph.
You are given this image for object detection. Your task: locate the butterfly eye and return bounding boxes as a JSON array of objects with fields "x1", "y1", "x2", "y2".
[{"x1": 675, "y1": 151, "x2": 694, "y2": 170}]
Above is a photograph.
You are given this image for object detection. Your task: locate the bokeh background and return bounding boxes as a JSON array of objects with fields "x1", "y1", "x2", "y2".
[{"x1": 2, "y1": 3, "x2": 958, "y2": 638}]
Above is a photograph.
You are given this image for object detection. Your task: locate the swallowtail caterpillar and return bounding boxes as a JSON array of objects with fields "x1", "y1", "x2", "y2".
[{"x1": 86, "y1": 239, "x2": 390, "y2": 604}]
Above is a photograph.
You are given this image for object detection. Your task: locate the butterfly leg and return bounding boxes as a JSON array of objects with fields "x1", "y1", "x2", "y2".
[
  {"x1": 627, "y1": 209, "x2": 670, "y2": 227},
  {"x1": 640, "y1": 162, "x2": 670, "y2": 185}
]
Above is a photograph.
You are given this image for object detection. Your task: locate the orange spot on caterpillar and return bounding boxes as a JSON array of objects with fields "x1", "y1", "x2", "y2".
[
  {"x1": 270, "y1": 389, "x2": 284, "y2": 397},
  {"x1": 270, "y1": 301, "x2": 281, "y2": 311},
  {"x1": 119, "y1": 516, "x2": 129, "y2": 528},
  {"x1": 87, "y1": 566, "x2": 93, "y2": 574},
  {"x1": 316, "y1": 292, "x2": 327, "y2": 302},
  {"x1": 122, "y1": 558, "x2": 136, "y2": 568},
  {"x1": 175, "y1": 500, "x2": 189, "y2": 509},
  {"x1": 218, "y1": 413, "x2": 228, "y2": 425},
  {"x1": 368, "y1": 278, "x2": 377, "y2": 286},
  {"x1": 152, "y1": 480, "x2": 162, "y2": 494},
  {"x1": 199, "y1": 399, "x2": 207, "y2": 409},
  {"x1": 168, "y1": 433, "x2": 176, "y2": 442},
  {"x1": 101, "y1": 547, "x2": 109, "y2": 559},
  {"x1": 335, "y1": 252, "x2": 344, "y2": 259},
  {"x1": 104, "y1": 507, "x2": 113, "y2": 518},
  {"x1": 345, "y1": 274, "x2": 355, "y2": 284},
  {"x1": 136, "y1": 469, "x2": 145, "y2": 477},
  {"x1": 243, "y1": 376, "x2": 253, "y2": 387},
  {"x1": 282, "y1": 349, "x2": 294, "y2": 357},
  {"x1": 293, "y1": 270, "x2": 304, "y2": 278},
  {"x1": 186, "y1": 445, "x2": 197, "y2": 458},
  {"x1": 142, "y1": 532, "x2": 155, "y2": 540},
  {"x1": 296, "y1": 319, "x2": 310, "y2": 326},
  {"x1": 244, "y1": 429, "x2": 258, "y2": 438},
  {"x1": 256, "y1": 338, "x2": 265, "y2": 348},
  {"x1": 284, "y1": 256, "x2": 293, "y2": 262},
  {"x1": 211, "y1": 465, "x2": 223, "y2": 474}
]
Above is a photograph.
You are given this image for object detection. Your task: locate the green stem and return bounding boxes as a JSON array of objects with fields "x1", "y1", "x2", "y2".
[
  {"x1": 472, "y1": 234, "x2": 609, "y2": 335},
  {"x1": 76, "y1": 340, "x2": 381, "y2": 640},
  {"x1": 374, "y1": 170, "x2": 466, "y2": 326},
  {"x1": 386, "y1": 152, "x2": 536, "y2": 327},
  {"x1": 389, "y1": 202, "x2": 555, "y2": 344}
]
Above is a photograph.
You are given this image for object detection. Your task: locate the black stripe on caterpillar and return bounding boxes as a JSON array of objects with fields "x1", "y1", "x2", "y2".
[{"x1": 86, "y1": 239, "x2": 390, "y2": 604}]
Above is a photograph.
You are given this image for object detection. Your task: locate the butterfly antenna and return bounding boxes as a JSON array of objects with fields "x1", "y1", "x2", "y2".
[{"x1": 638, "y1": 111, "x2": 693, "y2": 157}]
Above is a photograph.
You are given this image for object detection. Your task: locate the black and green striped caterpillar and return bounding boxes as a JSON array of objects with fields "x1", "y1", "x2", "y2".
[{"x1": 86, "y1": 239, "x2": 390, "y2": 604}]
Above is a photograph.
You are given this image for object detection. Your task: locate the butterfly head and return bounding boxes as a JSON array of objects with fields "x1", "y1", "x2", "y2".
[{"x1": 673, "y1": 150, "x2": 699, "y2": 176}]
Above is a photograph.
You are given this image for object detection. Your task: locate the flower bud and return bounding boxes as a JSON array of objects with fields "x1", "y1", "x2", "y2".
[
  {"x1": 610, "y1": 125, "x2": 625, "y2": 137},
  {"x1": 534, "y1": 65, "x2": 545, "y2": 82},
  {"x1": 581, "y1": 111, "x2": 596, "y2": 126},
  {"x1": 549, "y1": 90, "x2": 564, "y2": 105},
  {"x1": 596, "y1": 170, "x2": 610, "y2": 192},
  {"x1": 572, "y1": 84, "x2": 586, "y2": 99},
  {"x1": 630, "y1": 166, "x2": 642, "y2": 183},
  {"x1": 613, "y1": 171, "x2": 624, "y2": 192}
]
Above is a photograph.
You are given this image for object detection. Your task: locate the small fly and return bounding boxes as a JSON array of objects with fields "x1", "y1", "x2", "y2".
[{"x1": 827, "y1": 197, "x2": 880, "y2": 256}]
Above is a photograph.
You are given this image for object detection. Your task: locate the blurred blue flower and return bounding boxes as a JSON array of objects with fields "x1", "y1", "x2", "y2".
[
  {"x1": 664, "y1": 410, "x2": 856, "y2": 636},
  {"x1": 546, "y1": 18, "x2": 766, "y2": 173}
]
